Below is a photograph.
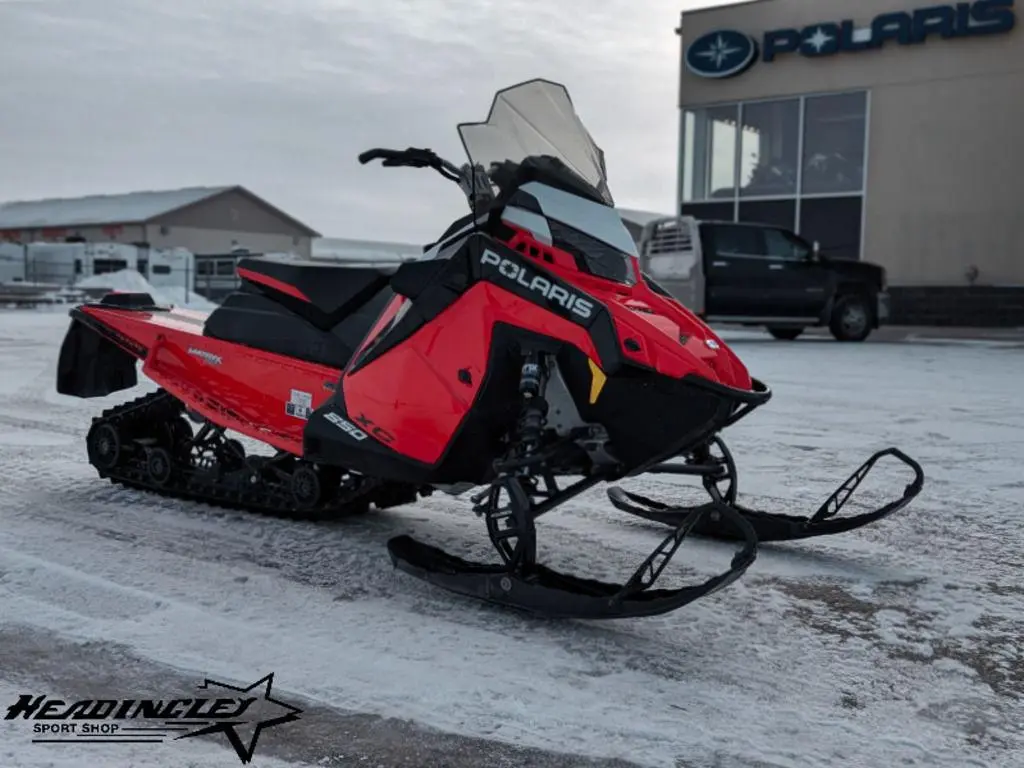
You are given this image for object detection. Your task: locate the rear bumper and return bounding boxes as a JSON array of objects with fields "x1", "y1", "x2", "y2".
[{"x1": 876, "y1": 290, "x2": 890, "y2": 325}]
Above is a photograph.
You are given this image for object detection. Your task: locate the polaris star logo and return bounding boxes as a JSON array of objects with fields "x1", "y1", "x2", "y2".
[
  {"x1": 685, "y1": 29, "x2": 759, "y2": 79},
  {"x1": 479, "y1": 249, "x2": 594, "y2": 320}
]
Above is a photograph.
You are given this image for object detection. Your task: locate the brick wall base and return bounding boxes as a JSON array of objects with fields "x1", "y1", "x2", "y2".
[{"x1": 888, "y1": 286, "x2": 1024, "y2": 327}]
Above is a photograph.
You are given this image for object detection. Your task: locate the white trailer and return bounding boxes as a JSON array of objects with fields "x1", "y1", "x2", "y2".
[
  {"x1": 0, "y1": 243, "x2": 25, "y2": 284},
  {"x1": 144, "y1": 246, "x2": 195, "y2": 292},
  {"x1": 25, "y1": 242, "x2": 138, "y2": 285}
]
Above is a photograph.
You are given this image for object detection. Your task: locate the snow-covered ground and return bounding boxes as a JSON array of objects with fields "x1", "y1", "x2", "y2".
[{"x1": 0, "y1": 307, "x2": 1021, "y2": 768}]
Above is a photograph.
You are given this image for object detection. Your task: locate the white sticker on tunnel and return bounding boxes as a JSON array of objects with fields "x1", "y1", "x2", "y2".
[{"x1": 286, "y1": 388, "x2": 313, "y2": 420}]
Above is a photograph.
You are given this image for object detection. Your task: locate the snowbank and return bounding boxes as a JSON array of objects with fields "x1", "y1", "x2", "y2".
[{"x1": 75, "y1": 269, "x2": 218, "y2": 310}]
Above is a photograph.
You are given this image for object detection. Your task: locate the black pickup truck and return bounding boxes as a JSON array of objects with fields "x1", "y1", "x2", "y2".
[{"x1": 628, "y1": 215, "x2": 888, "y2": 342}]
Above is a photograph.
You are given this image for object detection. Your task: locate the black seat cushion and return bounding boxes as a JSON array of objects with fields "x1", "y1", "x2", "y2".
[
  {"x1": 203, "y1": 279, "x2": 398, "y2": 371},
  {"x1": 235, "y1": 257, "x2": 397, "y2": 331},
  {"x1": 203, "y1": 291, "x2": 354, "y2": 369}
]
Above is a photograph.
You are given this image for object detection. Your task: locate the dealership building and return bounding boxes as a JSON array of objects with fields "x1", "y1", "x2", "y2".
[{"x1": 676, "y1": 0, "x2": 1023, "y2": 325}]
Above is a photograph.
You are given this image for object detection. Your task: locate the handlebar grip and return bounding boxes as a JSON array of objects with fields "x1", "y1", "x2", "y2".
[{"x1": 358, "y1": 148, "x2": 404, "y2": 165}]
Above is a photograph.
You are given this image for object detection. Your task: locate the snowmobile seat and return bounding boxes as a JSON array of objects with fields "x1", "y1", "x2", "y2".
[
  {"x1": 203, "y1": 280, "x2": 396, "y2": 370},
  {"x1": 234, "y1": 257, "x2": 398, "y2": 331}
]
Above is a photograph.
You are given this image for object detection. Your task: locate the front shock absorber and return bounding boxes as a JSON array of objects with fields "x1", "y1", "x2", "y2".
[{"x1": 516, "y1": 351, "x2": 549, "y2": 459}]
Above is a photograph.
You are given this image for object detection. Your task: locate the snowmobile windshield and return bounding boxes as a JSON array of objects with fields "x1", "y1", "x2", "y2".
[{"x1": 457, "y1": 79, "x2": 614, "y2": 208}]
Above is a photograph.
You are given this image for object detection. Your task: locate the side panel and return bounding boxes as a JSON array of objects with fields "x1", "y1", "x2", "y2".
[
  {"x1": 343, "y1": 281, "x2": 603, "y2": 466},
  {"x1": 304, "y1": 234, "x2": 619, "y2": 484},
  {"x1": 69, "y1": 305, "x2": 343, "y2": 455}
]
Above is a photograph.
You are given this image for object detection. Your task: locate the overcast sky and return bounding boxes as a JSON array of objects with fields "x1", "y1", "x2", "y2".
[{"x1": 0, "y1": 0, "x2": 732, "y2": 243}]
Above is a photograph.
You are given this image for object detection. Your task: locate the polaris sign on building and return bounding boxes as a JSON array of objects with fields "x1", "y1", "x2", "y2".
[
  {"x1": 685, "y1": 0, "x2": 1015, "y2": 78},
  {"x1": 676, "y1": 0, "x2": 1023, "y2": 327}
]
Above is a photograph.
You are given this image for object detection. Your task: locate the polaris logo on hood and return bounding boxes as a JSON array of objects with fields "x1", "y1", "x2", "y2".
[{"x1": 480, "y1": 249, "x2": 594, "y2": 320}]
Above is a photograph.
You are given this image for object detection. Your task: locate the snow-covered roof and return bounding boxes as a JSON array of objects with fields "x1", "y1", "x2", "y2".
[
  {"x1": 312, "y1": 236, "x2": 424, "y2": 263},
  {"x1": 0, "y1": 186, "x2": 233, "y2": 230}
]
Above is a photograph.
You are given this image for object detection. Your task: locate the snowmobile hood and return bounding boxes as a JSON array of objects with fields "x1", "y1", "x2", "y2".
[{"x1": 607, "y1": 289, "x2": 753, "y2": 394}]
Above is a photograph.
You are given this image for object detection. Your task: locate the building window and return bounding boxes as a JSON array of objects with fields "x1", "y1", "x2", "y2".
[
  {"x1": 681, "y1": 104, "x2": 739, "y2": 202},
  {"x1": 681, "y1": 201, "x2": 734, "y2": 222},
  {"x1": 739, "y1": 98, "x2": 800, "y2": 198},
  {"x1": 93, "y1": 259, "x2": 128, "y2": 274},
  {"x1": 799, "y1": 197, "x2": 863, "y2": 261},
  {"x1": 802, "y1": 92, "x2": 868, "y2": 195},
  {"x1": 738, "y1": 199, "x2": 796, "y2": 231},
  {"x1": 680, "y1": 90, "x2": 868, "y2": 259}
]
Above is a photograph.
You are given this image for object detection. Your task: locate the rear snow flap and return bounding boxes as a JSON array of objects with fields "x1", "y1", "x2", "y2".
[{"x1": 56, "y1": 313, "x2": 139, "y2": 398}]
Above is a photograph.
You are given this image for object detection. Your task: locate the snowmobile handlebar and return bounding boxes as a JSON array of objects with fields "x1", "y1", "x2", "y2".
[
  {"x1": 359, "y1": 146, "x2": 498, "y2": 215},
  {"x1": 358, "y1": 147, "x2": 464, "y2": 183}
]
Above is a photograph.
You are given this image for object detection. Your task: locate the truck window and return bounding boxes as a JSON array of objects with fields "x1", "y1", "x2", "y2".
[
  {"x1": 764, "y1": 229, "x2": 810, "y2": 261},
  {"x1": 710, "y1": 224, "x2": 764, "y2": 258}
]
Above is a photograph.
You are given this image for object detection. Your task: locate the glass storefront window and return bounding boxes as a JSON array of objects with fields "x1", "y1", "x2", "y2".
[
  {"x1": 801, "y1": 92, "x2": 868, "y2": 195},
  {"x1": 798, "y1": 197, "x2": 864, "y2": 260},
  {"x1": 681, "y1": 104, "x2": 739, "y2": 202},
  {"x1": 738, "y1": 99, "x2": 800, "y2": 197},
  {"x1": 681, "y1": 91, "x2": 868, "y2": 258},
  {"x1": 738, "y1": 200, "x2": 796, "y2": 231}
]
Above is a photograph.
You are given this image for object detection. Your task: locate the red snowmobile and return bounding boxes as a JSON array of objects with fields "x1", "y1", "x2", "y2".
[{"x1": 56, "y1": 79, "x2": 924, "y2": 619}]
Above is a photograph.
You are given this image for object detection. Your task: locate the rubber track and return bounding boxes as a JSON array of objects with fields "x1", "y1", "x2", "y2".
[{"x1": 87, "y1": 389, "x2": 409, "y2": 522}]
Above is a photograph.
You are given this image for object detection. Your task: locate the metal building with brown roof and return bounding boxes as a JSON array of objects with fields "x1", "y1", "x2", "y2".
[{"x1": 0, "y1": 185, "x2": 320, "y2": 259}]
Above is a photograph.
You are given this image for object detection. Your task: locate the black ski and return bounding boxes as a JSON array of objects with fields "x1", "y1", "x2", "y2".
[{"x1": 608, "y1": 446, "x2": 925, "y2": 542}]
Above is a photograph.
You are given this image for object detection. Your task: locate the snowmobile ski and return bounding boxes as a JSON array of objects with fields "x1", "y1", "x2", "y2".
[
  {"x1": 608, "y1": 445, "x2": 925, "y2": 542},
  {"x1": 388, "y1": 473, "x2": 758, "y2": 620}
]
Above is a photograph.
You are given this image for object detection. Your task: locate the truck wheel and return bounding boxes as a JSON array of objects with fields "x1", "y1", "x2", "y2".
[
  {"x1": 767, "y1": 327, "x2": 803, "y2": 340},
  {"x1": 829, "y1": 294, "x2": 873, "y2": 342}
]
